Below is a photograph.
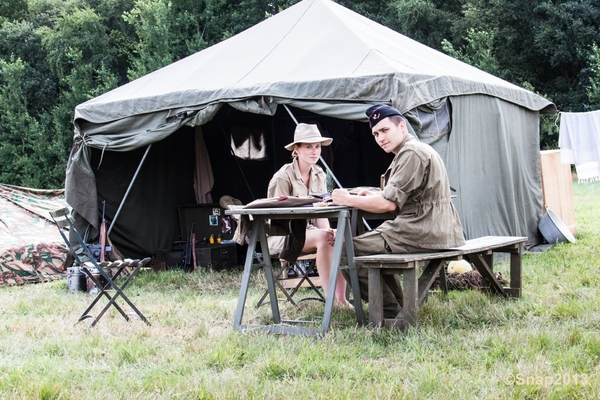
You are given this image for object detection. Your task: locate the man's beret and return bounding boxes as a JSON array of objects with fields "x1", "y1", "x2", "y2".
[{"x1": 365, "y1": 104, "x2": 402, "y2": 128}]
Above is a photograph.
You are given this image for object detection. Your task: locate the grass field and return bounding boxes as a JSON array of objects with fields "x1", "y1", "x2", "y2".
[{"x1": 1, "y1": 181, "x2": 599, "y2": 399}]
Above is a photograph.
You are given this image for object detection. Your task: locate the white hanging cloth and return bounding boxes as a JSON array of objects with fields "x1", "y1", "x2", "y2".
[{"x1": 559, "y1": 110, "x2": 600, "y2": 182}]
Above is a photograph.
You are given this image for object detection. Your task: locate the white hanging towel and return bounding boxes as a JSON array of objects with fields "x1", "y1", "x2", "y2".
[{"x1": 559, "y1": 110, "x2": 600, "y2": 182}]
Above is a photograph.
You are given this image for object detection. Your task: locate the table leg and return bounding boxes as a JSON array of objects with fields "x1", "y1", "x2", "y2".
[
  {"x1": 233, "y1": 225, "x2": 259, "y2": 331},
  {"x1": 256, "y1": 220, "x2": 281, "y2": 324},
  {"x1": 343, "y1": 217, "x2": 365, "y2": 325},
  {"x1": 320, "y1": 212, "x2": 346, "y2": 334}
]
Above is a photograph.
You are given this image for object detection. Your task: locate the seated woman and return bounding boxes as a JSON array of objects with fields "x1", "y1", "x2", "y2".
[{"x1": 267, "y1": 123, "x2": 350, "y2": 307}]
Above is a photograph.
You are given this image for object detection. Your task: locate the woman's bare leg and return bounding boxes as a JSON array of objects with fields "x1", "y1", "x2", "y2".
[{"x1": 304, "y1": 229, "x2": 349, "y2": 305}]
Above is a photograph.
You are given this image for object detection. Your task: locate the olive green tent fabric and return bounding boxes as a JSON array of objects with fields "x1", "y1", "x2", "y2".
[{"x1": 66, "y1": 0, "x2": 556, "y2": 258}]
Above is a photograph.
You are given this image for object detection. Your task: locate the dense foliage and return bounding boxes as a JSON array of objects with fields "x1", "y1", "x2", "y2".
[{"x1": 1, "y1": 0, "x2": 598, "y2": 188}]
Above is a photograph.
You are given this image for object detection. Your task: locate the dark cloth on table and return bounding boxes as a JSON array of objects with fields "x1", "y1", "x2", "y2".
[{"x1": 232, "y1": 195, "x2": 326, "y2": 263}]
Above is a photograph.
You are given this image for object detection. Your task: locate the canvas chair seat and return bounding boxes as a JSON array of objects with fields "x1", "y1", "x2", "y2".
[
  {"x1": 50, "y1": 207, "x2": 151, "y2": 327},
  {"x1": 255, "y1": 253, "x2": 325, "y2": 308}
]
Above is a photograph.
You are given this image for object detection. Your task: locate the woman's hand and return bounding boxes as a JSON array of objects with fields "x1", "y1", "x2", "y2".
[{"x1": 326, "y1": 228, "x2": 336, "y2": 247}]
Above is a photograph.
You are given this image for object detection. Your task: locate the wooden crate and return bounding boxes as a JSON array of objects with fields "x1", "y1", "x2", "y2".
[{"x1": 540, "y1": 150, "x2": 576, "y2": 234}]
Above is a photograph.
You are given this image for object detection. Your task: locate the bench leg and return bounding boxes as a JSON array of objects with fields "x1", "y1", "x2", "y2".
[
  {"x1": 368, "y1": 268, "x2": 384, "y2": 327},
  {"x1": 507, "y1": 251, "x2": 522, "y2": 297},
  {"x1": 439, "y1": 261, "x2": 448, "y2": 293},
  {"x1": 417, "y1": 259, "x2": 444, "y2": 304},
  {"x1": 402, "y1": 262, "x2": 419, "y2": 327},
  {"x1": 470, "y1": 254, "x2": 506, "y2": 297}
]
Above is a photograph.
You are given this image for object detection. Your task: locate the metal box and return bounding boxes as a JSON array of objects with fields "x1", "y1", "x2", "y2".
[
  {"x1": 195, "y1": 243, "x2": 237, "y2": 271},
  {"x1": 178, "y1": 204, "x2": 235, "y2": 242}
]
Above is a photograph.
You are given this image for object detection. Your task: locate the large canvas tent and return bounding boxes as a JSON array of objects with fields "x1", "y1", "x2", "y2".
[{"x1": 67, "y1": 0, "x2": 556, "y2": 259}]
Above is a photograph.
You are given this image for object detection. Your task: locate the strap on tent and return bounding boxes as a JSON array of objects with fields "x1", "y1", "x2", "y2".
[{"x1": 108, "y1": 144, "x2": 152, "y2": 236}]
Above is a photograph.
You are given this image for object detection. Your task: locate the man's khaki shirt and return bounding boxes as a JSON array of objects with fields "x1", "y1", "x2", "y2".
[{"x1": 375, "y1": 134, "x2": 465, "y2": 250}]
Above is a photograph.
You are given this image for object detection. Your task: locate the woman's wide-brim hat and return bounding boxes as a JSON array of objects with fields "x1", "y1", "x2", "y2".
[{"x1": 284, "y1": 123, "x2": 333, "y2": 151}]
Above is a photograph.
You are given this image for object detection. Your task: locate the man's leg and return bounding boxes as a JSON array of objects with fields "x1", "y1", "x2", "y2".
[{"x1": 350, "y1": 230, "x2": 402, "y2": 318}]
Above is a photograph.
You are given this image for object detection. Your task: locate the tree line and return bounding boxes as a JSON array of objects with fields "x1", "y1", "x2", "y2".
[{"x1": 1, "y1": 0, "x2": 599, "y2": 188}]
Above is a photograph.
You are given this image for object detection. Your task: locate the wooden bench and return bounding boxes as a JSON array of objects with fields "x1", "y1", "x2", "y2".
[{"x1": 353, "y1": 236, "x2": 528, "y2": 329}]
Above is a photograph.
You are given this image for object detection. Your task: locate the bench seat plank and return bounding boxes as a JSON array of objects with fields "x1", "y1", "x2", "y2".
[
  {"x1": 354, "y1": 250, "x2": 462, "y2": 266},
  {"x1": 452, "y1": 236, "x2": 528, "y2": 253}
]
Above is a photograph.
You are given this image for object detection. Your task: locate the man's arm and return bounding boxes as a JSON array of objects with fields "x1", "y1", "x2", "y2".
[{"x1": 331, "y1": 188, "x2": 397, "y2": 214}]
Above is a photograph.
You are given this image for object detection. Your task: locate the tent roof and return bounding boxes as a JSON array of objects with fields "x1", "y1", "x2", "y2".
[{"x1": 74, "y1": 0, "x2": 555, "y2": 129}]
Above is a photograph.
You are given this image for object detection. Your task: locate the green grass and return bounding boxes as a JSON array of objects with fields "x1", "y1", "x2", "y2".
[{"x1": 1, "y1": 182, "x2": 600, "y2": 399}]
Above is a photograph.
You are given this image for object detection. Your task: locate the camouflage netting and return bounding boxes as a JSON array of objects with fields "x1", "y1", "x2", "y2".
[{"x1": 0, "y1": 184, "x2": 68, "y2": 286}]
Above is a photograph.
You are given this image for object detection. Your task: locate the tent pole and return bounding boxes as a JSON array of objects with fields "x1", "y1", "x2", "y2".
[
  {"x1": 282, "y1": 104, "x2": 371, "y2": 231},
  {"x1": 107, "y1": 144, "x2": 152, "y2": 236}
]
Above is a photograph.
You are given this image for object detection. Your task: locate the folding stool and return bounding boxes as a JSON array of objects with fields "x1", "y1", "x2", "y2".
[{"x1": 50, "y1": 207, "x2": 151, "y2": 327}]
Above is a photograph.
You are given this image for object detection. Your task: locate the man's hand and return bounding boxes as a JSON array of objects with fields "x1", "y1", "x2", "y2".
[
  {"x1": 356, "y1": 188, "x2": 378, "y2": 197},
  {"x1": 331, "y1": 188, "x2": 352, "y2": 206}
]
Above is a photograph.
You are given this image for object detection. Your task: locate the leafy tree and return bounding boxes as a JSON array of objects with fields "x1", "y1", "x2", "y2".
[
  {"x1": 0, "y1": 20, "x2": 57, "y2": 117},
  {"x1": 123, "y1": 0, "x2": 178, "y2": 80},
  {"x1": 388, "y1": 0, "x2": 460, "y2": 50},
  {"x1": 39, "y1": 5, "x2": 114, "y2": 80},
  {"x1": 0, "y1": 0, "x2": 28, "y2": 22},
  {"x1": 36, "y1": 2, "x2": 119, "y2": 186},
  {"x1": 27, "y1": 0, "x2": 71, "y2": 28},
  {"x1": 441, "y1": 28, "x2": 502, "y2": 78},
  {"x1": 85, "y1": 0, "x2": 137, "y2": 86},
  {"x1": 336, "y1": 0, "x2": 389, "y2": 23},
  {"x1": 533, "y1": 1, "x2": 600, "y2": 112},
  {"x1": 122, "y1": 0, "x2": 302, "y2": 80},
  {"x1": 220, "y1": 0, "x2": 298, "y2": 38},
  {"x1": 0, "y1": 0, "x2": 598, "y2": 186},
  {"x1": 0, "y1": 57, "x2": 44, "y2": 186},
  {"x1": 585, "y1": 43, "x2": 600, "y2": 110}
]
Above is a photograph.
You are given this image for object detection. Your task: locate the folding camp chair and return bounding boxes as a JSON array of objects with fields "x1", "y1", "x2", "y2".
[
  {"x1": 50, "y1": 207, "x2": 151, "y2": 327},
  {"x1": 255, "y1": 253, "x2": 325, "y2": 307}
]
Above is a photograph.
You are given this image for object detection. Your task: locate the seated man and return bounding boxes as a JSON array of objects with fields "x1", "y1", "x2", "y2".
[{"x1": 332, "y1": 104, "x2": 465, "y2": 320}]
